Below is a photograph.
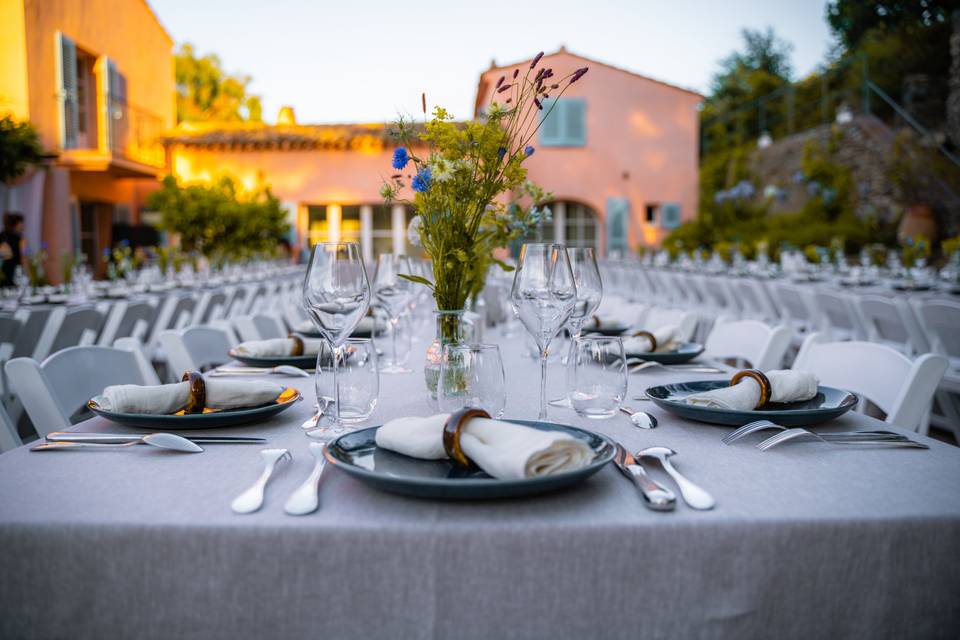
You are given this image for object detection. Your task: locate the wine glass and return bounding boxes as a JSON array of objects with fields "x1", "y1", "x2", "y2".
[
  {"x1": 438, "y1": 343, "x2": 506, "y2": 418},
  {"x1": 510, "y1": 243, "x2": 577, "y2": 419},
  {"x1": 565, "y1": 247, "x2": 603, "y2": 361},
  {"x1": 372, "y1": 254, "x2": 414, "y2": 374},
  {"x1": 302, "y1": 242, "x2": 371, "y2": 432}
]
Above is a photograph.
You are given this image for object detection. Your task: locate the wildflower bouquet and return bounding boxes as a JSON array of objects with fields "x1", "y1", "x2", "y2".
[
  {"x1": 381, "y1": 52, "x2": 588, "y2": 315},
  {"x1": 901, "y1": 235, "x2": 931, "y2": 269},
  {"x1": 25, "y1": 244, "x2": 48, "y2": 288}
]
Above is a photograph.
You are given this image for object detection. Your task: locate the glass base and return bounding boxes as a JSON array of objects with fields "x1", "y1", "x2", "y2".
[{"x1": 379, "y1": 365, "x2": 413, "y2": 374}]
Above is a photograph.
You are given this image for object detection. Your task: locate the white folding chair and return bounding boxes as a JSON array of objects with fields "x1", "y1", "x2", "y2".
[
  {"x1": 811, "y1": 289, "x2": 865, "y2": 341},
  {"x1": 158, "y1": 326, "x2": 235, "y2": 379},
  {"x1": 914, "y1": 299, "x2": 960, "y2": 440},
  {"x1": 0, "y1": 313, "x2": 23, "y2": 402},
  {"x1": 6, "y1": 345, "x2": 161, "y2": 436},
  {"x1": 793, "y1": 333, "x2": 948, "y2": 433},
  {"x1": 98, "y1": 300, "x2": 155, "y2": 346},
  {"x1": 854, "y1": 295, "x2": 928, "y2": 355},
  {"x1": 233, "y1": 314, "x2": 288, "y2": 342},
  {"x1": 48, "y1": 307, "x2": 105, "y2": 354},
  {"x1": 0, "y1": 402, "x2": 21, "y2": 453},
  {"x1": 704, "y1": 319, "x2": 792, "y2": 370},
  {"x1": 770, "y1": 283, "x2": 816, "y2": 334}
]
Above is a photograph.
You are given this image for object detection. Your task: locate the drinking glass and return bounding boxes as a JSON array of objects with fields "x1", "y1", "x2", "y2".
[
  {"x1": 302, "y1": 242, "x2": 371, "y2": 432},
  {"x1": 438, "y1": 343, "x2": 506, "y2": 418},
  {"x1": 311, "y1": 338, "x2": 379, "y2": 432},
  {"x1": 565, "y1": 247, "x2": 603, "y2": 361},
  {"x1": 373, "y1": 254, "x2": 414, "y2": 374},
  {"x1": 510, "y1": 243, "x2": 577, "y2": 419},
  {"x1": 568, "y1": 336, "x2": 627, "y2": 419}
]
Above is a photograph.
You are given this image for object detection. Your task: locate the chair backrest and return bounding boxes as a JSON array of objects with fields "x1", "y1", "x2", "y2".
[
  {"x1": 705, "y1": 319, "x2": 793, "y2": 370},
  {"x1": 147, "y1": 293, "x2": 197, "y2": 347},
  {"x1": 99, "y1": 300, "x2": 156, "y2": 346},
  {"x1": 6, "y1": 345, "x2": 160, "y2": 435},
  {"x1": 772, "y1": 283, "x2": 814, "y2": 325},
  {"x1": 854, "y1": 295, "x2": 927, "y2": 355},
  {"x1": 158, "y1": 325, "x2": 233, "y2": 377},
  {"x1": 49, "y1": 306, "x2": 105, "y2": 354},
  {"x1": 793, "y1": 333, "x2": 948, "y2": 431},
  {"x1": 0, "y1": 401, "x2": 22, "y2": 453},
  {"x1": 812, "y1": 289, "x2": 864, "y2": 340},
  {"x1": 915, "y1": 299, "x2": 960, "y2": 367}
]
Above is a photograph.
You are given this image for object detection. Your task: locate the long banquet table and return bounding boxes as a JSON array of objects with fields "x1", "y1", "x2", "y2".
[{"x1": 1, "y1": 330, "x2": 959, "y2": 639}]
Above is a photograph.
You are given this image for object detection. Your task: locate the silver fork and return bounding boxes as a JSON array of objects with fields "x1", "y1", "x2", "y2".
[
  {"x1": 724, "y1": 419, "x2": 913, "y2": 446},
  {"x1": 757, "y1": 428, "x2": 927, "y2": 451}
]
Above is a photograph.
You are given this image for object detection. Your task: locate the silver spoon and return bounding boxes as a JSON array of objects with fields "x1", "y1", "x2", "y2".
[
  {"x1": 638, "y1": 446, "x2": 715, "y2": 510},
  {"x1": 231, "y1": 449, "x2": 291, "y2": 514},
  {"x1": 619, "y1": 406, "x2": 658, "y2": 429},
  {"x1": 284, "y1": 442, "x2": 327, "y2": 515},
  {"x1": 32, "y1": 432, "x2": 203, "y2": 453},
  {"x1": 300, "y1": 396, "x2": 336, "y2": 430}
]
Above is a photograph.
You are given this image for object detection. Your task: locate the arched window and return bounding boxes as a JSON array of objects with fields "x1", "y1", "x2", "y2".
[{"x1": 562, "y1": 201, "x2": 600, "y2": 250}]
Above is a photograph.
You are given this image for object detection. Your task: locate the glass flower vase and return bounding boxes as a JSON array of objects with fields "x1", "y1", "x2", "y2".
[{"x1": 424, "y1": 310, "x2": 465, "y2": 408}]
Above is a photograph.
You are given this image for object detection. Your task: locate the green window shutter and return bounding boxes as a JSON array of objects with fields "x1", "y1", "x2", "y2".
[
  {"x1": 661, "y1": 203, "x2": 682, "y2": 229},
  {"x1": 605, "y1": 197, "x2": 629, "y2": 255},
  {"x1": 55, "y1": 32, "x2": 78, "y2": 149},
  {"x1": 563, "y1": 99, "x2": 586, "y2": 146},
  {"x1": 539, "y1": 99, "x2": 563, "y2": 145},
  {"x1": 103, "y1": 58, "x2": 128, "y2": 152}
]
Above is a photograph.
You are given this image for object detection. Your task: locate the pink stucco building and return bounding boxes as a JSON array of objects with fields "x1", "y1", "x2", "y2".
[{"x1": 167, "y1": 48, "x2": 702, "y2": 260}]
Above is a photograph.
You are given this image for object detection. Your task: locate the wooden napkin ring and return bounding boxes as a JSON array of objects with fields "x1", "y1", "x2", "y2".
[
  {"x1": 730, "y1": 369, "x2": 772, "y2": 409},
  {"x1": 631, "y1": 330, "x2": 657, "y2": 352},
  {"x1": 181, "y1": 371, "x2": 206, "y2": 414},
  {"x1": 443, "y1": 407, "x2": 490, "y2": 468},
  {"x1": 288, "y1": 334, "x2": 305, "y2": 356}
]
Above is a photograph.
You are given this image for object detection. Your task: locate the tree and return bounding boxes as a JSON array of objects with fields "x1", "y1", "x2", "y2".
[
  {"x1": 147, "y1": 175, "x2": 289, "y2": 260},
  {"x1": 708, "y1": 27, "x2": 794, "y2": 106},
  {"x1": 826, "y1": 1, "x2": 957, "y2": 106},
  {"x1": 175, "y1": 43, "x2": 263, "y2": 123},
  {"x1": 0, "y1": 115, "x2": 43, "y2": 184}
]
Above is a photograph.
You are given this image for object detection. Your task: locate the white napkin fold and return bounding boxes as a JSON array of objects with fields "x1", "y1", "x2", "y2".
[
  {"x1": 683, "y1": 370, "x2": 818, "y2": 410},
  {"x1": 233, "y1": 337, "x2": 326, "y2": 357},
  {"x1": 375, "y1": 414, "x2": 594, "y2": 480},
  {"x1": 96, "y1": 378, "x2": 285, "y2": 414},
  {"x1": 295, "y1": 316, "x2": 378, "y2": 335},
  {"x1": 587, "y1": 297, "x2": 643, "y2": 330},
  {"x1": 621, "y1": 324, "x2": 679, "y2": 353}
]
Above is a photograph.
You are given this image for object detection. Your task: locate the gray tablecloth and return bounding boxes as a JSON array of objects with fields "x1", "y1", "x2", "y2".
[{"x1": 1, "y1": 331, "x2": 959, "y2": 639}]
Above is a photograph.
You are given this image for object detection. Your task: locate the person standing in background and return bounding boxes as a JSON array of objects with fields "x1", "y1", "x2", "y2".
[{"x1": 0, "y1": 212, "x2": 25, "y2": 287}]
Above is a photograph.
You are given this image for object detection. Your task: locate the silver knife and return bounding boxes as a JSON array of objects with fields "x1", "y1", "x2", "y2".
[
  {"x1": 46, "y1": 432, "x2": 266, "y2": 445},
  {"x1": 612, "y1": 444, "x2": 676, "y2": 511}
]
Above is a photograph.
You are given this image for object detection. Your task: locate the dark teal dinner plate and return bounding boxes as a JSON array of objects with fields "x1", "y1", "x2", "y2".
[
  {"x1": 625, "y1": 342, "x2": 704, "y2": 364},
  {"x1": 87, "y1": 388, "x2": 302, "y2": 429},
  {"x1": 584, "y1": 325, "x2": 631, "y2": 336},
  {"x1": 228, "y1": 351, "x2": 318, "y2": 369},
  {"x1": 324, "y1": 421, "x2": 616, "y2": 500},
  {"x1": 645, "y1": 380, "x2": 857, "y2": 427}
]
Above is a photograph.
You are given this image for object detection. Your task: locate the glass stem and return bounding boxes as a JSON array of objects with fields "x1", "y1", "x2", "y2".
[
  {"x1": 390, "y1": 316, "x2": 399, "y2": 365},
  {"x1": 566, "y1": 318, "x2": 584, "y2": 363},
  {"x1": 538, "y1": 348, "x2": 549, "y2": 420},
  {"x1": 332, "y1": 343, "x2": 342, "y2": 424}
]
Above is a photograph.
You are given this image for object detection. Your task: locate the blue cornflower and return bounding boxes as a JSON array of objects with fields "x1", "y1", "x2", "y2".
[
  {"x1": 392, "y1": 147, "x2": 410, "y2": 170},
  {"x1": 497, "y1": 146, "x2": 507, "y2": 160},
  {"x1": 412, "y1": 167, "x2": 432, "y2": 193},
  {"x1": 524, "y1": 145, "x2": 535, "y2": 156}
]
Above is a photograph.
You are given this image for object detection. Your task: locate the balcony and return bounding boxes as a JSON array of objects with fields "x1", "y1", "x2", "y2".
[{"x1": 58, "y1": 97, "x2": 166, "y2": 178}]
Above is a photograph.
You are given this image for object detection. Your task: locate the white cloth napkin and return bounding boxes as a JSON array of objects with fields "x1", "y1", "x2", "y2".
[
  {"x1": 295, "y1": 316, "x2": 377, "y2": 335},
  {"x1": 621, "y1": 325, "x2": 679, "y2": 353},
  {"x1": 234, "y1": 337, "x2": 326, "y2": 357},
  {"x1": 587, "y1": 297, "x2": 643, "y2": 330},
  {"x1": 375, "y1": 414, "x2": 594, "y2": 480},
  {"x1": 96, "y1": 378, "x2": 285, "y2": 414},
  {"x1": 683, "y1": 370, "x2": 818, "y2": 410}
]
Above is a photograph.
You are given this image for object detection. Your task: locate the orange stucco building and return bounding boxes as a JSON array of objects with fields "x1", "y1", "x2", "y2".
[
  {"x1": 0, "y1": 0, "x2": 173, "y2": 272},
  {"x1": 169, "y1": 49, "x2": 702, "y2": 259}
]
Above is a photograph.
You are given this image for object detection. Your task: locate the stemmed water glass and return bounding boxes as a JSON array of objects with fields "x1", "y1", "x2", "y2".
[
  {"x1": 372, "y1": 254, "x2": 414, "y2": 374},
  {"x1": 565, "y1": 247, "x2": 603, "y2": 360},
  {"x1": 302, "y1": 242, "x2": 371, "y2": 432},
  {"x1": 510, "y1": 243, "x2": 577, "y2": 419}
]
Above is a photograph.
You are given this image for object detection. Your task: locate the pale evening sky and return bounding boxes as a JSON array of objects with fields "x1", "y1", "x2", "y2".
[{"x1": 148, "y1": 0, "x2": 834, "y2": 124}]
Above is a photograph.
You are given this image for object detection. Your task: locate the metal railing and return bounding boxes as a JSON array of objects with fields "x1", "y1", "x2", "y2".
[{"x1": 105, "y1": 98, "x2": 165, "y2": 168}]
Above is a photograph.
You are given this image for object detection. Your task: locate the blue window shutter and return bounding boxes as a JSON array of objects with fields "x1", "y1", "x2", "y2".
[
  {"x1": 539, "y1": 98, "x2": 586, "y2": 147},
  {"x1": 563, "y1": 99, "x2": 586, "y2": 146},
  {"x1": 539, "y1": 99, "x2": 563, "y2": 146},
  {"x1": 605, "y1": 197, "x2": 629, "y2": 255},
  {"x1": 661, "y1": 203, "x2": 682, "y2": 229}
]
